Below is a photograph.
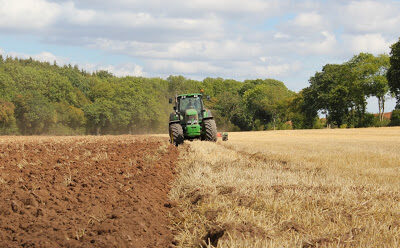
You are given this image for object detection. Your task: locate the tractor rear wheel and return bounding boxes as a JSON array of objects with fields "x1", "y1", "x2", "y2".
[
  {"x1": 203, "y1": 119, "x2": 217, "y2": 142},
  {"x1": 169, "y1": 123, "x2": 184, "y2": 146}
]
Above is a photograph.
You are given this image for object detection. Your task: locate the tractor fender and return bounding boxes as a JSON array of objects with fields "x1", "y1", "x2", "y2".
[
  {"x1": 169, "y1": 120, "x2": 180, "y2": 125},
  {"x1": 202, "y1": 109, "x2": 213, "y2": 120},
  {"x1": 169, "y1": 112, "x2": 180, "y2": 122}
]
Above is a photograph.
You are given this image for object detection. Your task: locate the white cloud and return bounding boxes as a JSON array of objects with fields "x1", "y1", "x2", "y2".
[
  {"x1": 2, "y1": 48, "x2": 144, "y2": 77},
  {"x1": 84, "y1": 63, "x2": 144, "y2": 77},
  {"x1": 71, "y1": 0, "x2": 290, "y2": 19},
  {"x1": 90, "y1": 38, "x2": 264, "y2": 61},
  {"x1": 6, "y1": 50, "x2": 67, "y2": 64},
  {"x1": 34, "y1": 52, "x2": 61, "y2": 63},
  {"x1": 274, "y1": 32, "x2": 290, "y2": 39},
  {"x1": 61, "y1": 2, "x2": 97, "y2": 25},
  {"x1": 231, "y1": 61, "x2": 302, "y2": 78},
  {"x1": 63, "y1": 8, "x2": 223, "y2": 33},
  {"x1": 343, "y1": 33, "x2": 394, "y2": 54},
  {"x1": 312, "y1": 31, "x2": 337, "y2": 54},
  {"x1": 266, "y1": 62, "x2": 302, "y2": 76},
  {"x1": 148, "y1": 60, "x2": 220, "y2": 75},
  {"x1": 0, "y1": 0, "x2": 60, "y2": 29},
  {"x1": 340, "y1": 0, "x2": 400, "y2": 33},
  {"x1": 0, "y1": 0, "x2": 400, "y2": 89},
  {"x1": 179, "y1": 0, "x2": 285, "y2": 17},
  {"x1": 146, "y1": 59, "x2": 301, "y2": 79},
  {"x1": 253, "y1": 63, "x2": 290, "y2": 77},
  {"x1": 291, "y1": 31, "x2": 337, "y2": 55},
  {"x1": 293, "y1": 12, "x2": 323, "y2": 28}
]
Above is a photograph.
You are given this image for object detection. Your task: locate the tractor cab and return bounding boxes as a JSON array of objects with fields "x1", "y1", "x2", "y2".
[
  {"x1": 178, "y1": 95, "x2": 202, "y2": 113},
  {"x1": 178, "y1": 95, "x2": 203, "y2": 124}
]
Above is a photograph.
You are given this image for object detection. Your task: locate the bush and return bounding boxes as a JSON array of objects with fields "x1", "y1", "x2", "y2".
[
  {"x1": 278, "y1": 122, "x2": 293, "y2": 130},
  {"x1": 313, "y1": 118, "x2": 326, "y2": 129},
  {"x1": 0, "y1": 125, "x2": 19, "y2": 135},
  {"x1": 390, "y1": 110, "x2": 400, "y2": 126},
  {"x1": 363, "y1": 113, "x2": 375, "y2": 127},
  {"x1": 373, "y1": 116, "x2": 390, "y2": 127},
  {"x1": 47, "y1": 123, "x2": 85, "y2": 136}
]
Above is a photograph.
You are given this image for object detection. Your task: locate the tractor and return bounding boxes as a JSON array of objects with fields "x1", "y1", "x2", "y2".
[{"x1": 168, "y1": 93, "x2": 217, "y2": 146}]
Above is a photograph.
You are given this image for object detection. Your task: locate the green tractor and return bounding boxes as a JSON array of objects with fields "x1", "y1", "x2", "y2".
[{"x1": 168, "y1": 93, "x2": 217, "y2": 146}]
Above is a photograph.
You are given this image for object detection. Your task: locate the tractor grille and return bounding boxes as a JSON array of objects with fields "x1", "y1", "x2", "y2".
[{"x1": 186, "y1": 115, "x2": 198, "y2": 124}]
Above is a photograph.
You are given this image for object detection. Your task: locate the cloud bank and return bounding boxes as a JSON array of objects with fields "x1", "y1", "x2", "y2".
[{"x1": 0, "y1": 0, "x2": 399, "y2": 88}]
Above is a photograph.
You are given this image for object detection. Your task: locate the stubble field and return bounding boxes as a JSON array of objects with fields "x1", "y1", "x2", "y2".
[
  {"x1": 1, "y1": 127, "x2": 399, "y2": 247},
  {"x1": 170, "y1": 127, "x2": 400, "y2": 247}
]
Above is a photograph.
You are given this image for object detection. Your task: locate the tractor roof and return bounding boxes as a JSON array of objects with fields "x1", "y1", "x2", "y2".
[{"x1": 177, "y1": 93, "x2": 202, "y2": 97}]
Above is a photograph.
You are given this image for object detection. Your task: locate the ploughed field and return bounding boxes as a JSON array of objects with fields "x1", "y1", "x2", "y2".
[{"x1": 0, "y1": 136, "x2": 178, "y2": 248}]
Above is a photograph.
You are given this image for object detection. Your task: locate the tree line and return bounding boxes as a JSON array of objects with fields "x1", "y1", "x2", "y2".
[
  {"x1": 298, "y1": 38, "x2": 400, "y2": 128},
  {"x1": 0, "y1": 38, "x2": 400, "y2": 135}
]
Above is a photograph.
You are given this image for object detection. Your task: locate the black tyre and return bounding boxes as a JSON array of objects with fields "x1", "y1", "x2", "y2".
[
  {"x1": 203, "y1": 119, "x2": 217, "y2": 142},
  {"x1": 169, "y1": 123, "x2": 184, "y2": 146}
]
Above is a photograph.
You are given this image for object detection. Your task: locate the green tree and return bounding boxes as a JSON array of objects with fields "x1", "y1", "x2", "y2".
[
  {"x1": 55, "y1": 102, "x2": 86, "y2": 130},
  {"x1": 83, "y1": 99, "x2": 117, "y2": 135},
  {"x1": 305, "y1": 64, "x2": 355, "y2": 127},
  {"x1": 13, "y1": 94, "x2": 56, "y2": 134},
  {"x1": 0, "y1": 100, "x2": 17, "y2": 134},
  {"x1": 213, "y1": 91, "x2": 244, "y2": 130},
  {"x1": 0, "y1": 69, "x2": 16, "y2": 101},
  {"x1": 243, "y1": 79, "x2": 293, "y2": 130},
  {"x1": 390, "y1": 109, "x2": 400, "y2": 126},
  {"x1": 305, "y1": 55, "x2": 390, "y2": 128},
  {"x1": 167, "y1": 75, "x2": 201, "y2": 95},
  {"x1": 94, "y1": 70, "x2": 114, "y2": 79},
  {"x1": 113, "y1": 78, "x2": 147, "y2": 133},
  {"x1": 387, "y1": 38, "x2": 400, "y2": 108},
  {"x1": 286, "y1": 90, "x2": 319, "y2": 129},
  {"x1": 348, "y1": 53, "x2": 390, "y2": 122},
  {"x1": 88, "y1": 77, "x2": 115, "y2": 101}
]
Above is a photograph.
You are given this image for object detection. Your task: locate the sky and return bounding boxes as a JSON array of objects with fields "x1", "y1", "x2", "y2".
[{"x1": 0, "y1": 0, "x2": 399, "y2": 112}]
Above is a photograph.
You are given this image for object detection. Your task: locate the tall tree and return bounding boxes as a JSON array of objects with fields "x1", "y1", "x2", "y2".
[
  {"x1": 371, "y1": 55, "x2": 390, "y2": 121},
  {"x1": 243, "y1": 79, "x2": 293, "y2": 130},
  {"x1": 83, "y1": 99, "x2": 117, "y2": 135},
  {"x1": 13, "y1": 94, "x2": 56, "y2": 135},
  {"x1": 287, "y1": 89, "x2": 319, "y2": 129},
  {"x1": 387, "y1": 38, "x2": 400, "y2": 108},
  {"x1": 348, "y1": 53, "x2": 390, "y2": 122},
  {"x1": 306, "y1": 64, "x2": 355, "y2": 127}
]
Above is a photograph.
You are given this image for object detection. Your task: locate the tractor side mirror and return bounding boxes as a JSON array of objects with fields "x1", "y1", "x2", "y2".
[
  {"x1": 206, "y1": 95, "x2": 210, "y2": 100},
  {"x1": 169, "y1": 98, "x2": 173, "y2": 104},
  {"x1": 173, "y1": 106, "x2": 177, "y2": 111}
]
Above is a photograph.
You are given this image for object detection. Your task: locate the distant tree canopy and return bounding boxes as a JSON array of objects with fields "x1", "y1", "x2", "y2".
[
  {"x1": 0, "y1": 57, "x2": 297, "y2": 135},
  {"x1": 0, "y1": 49, "x2": 399, "y2": 135}
]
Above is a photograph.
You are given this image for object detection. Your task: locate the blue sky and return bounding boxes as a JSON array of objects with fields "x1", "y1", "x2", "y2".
[{"x1": 0, "y1": 0, "x2": 399, "y2": 112}]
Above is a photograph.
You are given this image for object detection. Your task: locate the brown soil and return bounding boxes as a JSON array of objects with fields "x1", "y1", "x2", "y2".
[{"x1": 0, "y1": 136, "x2": 178, "y2": 248}]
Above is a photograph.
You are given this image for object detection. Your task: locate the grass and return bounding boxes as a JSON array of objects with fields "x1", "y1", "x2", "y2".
[{"x1": 169, "y1": 127, "x2": 400, "y2": 247}]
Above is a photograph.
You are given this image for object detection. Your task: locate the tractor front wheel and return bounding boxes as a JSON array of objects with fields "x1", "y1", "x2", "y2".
[
  {"x1": 203, "y1": 119, "x2": 217, "y2": 142},
  {"x1": 169, "y1": 123, "x2": 184, "y2": 146}
]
